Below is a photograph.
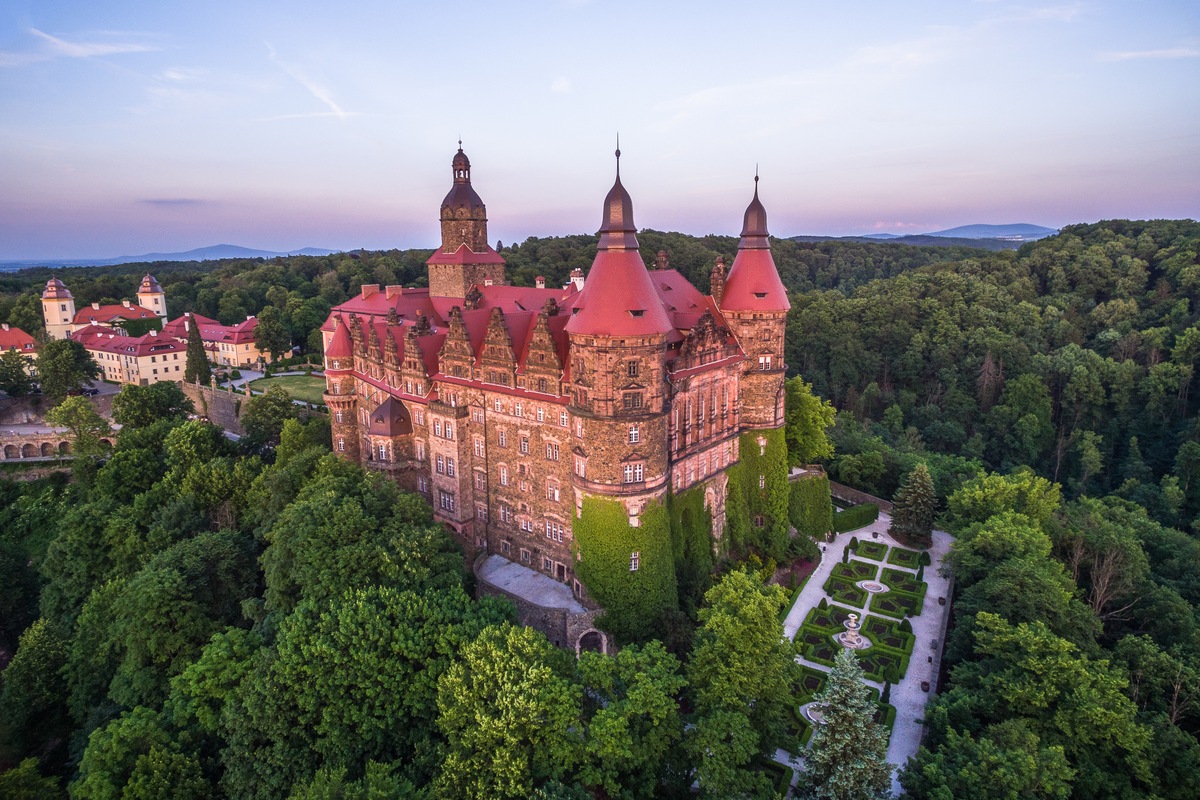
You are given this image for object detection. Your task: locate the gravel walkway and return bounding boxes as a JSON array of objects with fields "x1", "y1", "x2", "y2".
[{"x1": 779, "y1": 512, "x2": 954, "y2": 796}]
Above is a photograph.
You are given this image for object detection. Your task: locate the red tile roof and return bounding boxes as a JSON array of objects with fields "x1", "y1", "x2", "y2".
[
  {"x1": 72, "y1": 302, "x2": 158, "y2": 326},
  {"x1": 161, "y1": 313, "x2": 260, "y2": 345},
  {"x1": 71, "y1": 327, "x2": 187, "y2": 358},
  {"x1": 0, "y1": 324, "x2": 37, "y2": 353}
]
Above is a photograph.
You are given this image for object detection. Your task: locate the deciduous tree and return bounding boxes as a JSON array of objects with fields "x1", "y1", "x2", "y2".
[{"x1": 35, "y1": 338, "x2": 100, "y2": 403}]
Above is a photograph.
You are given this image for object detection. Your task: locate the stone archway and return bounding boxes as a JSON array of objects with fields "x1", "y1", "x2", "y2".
[
  {"x1": 3, "y1": 444, "x2": 17, "y2": 459},
  {"x1": 41, "y1": 442, "x2": 53, "y2": 457},
  {"x1": 21, "y1": 443, "x2": 36, "y2": 458},
  {"x1": 58, "y1": 441, "x2": 70, "y2": 454},
  {"x1": 576, "y1": 629, "x2": 607, "y2": 655}
]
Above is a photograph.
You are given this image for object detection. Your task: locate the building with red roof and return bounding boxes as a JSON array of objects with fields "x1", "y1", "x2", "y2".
[
  {"x1": 160, "y1": 313, "x2": 274, "y2": 368},
  {"x1": 71, "y1": 324, "x2": 187, "y2": 386},
  {"x1": 322, "y1": 146, "x2": 790, "y2": 644},
  {"x1": 0, "y1": 323, "x2": 39, "y2": 363}
]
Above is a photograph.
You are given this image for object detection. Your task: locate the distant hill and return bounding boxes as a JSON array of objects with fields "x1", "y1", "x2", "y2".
[
  {"x1": 0, "y1": 244, "x2": 339, "y2": 272},
  {"x1": 923, "y1": 223, "x2": 1057, "y2": 241},
  {"x1": 789, "y1": 234, "x2": 1024, "y2": 252}
]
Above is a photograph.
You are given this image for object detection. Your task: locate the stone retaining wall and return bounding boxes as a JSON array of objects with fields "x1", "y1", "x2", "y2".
[
  {"x1": 181, "y1": 382, "x2": 245, "y2": 435},
  {"x1": 828, "y1": 478, "x2": 893, "y2": 514}
]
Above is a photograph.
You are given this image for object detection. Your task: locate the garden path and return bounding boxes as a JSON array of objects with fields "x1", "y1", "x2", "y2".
[{"x1": 778, "y1": 512, "x2": 954, "y2": 797}]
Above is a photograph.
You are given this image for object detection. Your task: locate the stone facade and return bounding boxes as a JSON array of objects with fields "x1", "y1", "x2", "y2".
[{"x1": 322, "y1": 148, "x2": 790, "y2": 605}]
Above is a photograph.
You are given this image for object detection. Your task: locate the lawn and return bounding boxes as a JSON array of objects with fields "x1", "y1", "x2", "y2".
[{"x1": 248, "y1": 374, "x2": 328, "y2": 405}]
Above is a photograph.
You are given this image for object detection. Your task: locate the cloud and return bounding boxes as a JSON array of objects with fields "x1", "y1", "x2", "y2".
[
  {"x1": 0, "y1": 28, "x2": 158, "y2": 66},
  {"x1": 140, "y1": 198, "x2": 207, "y2": 207},
  {"x1": 266, "y1": 43, "x2": 351, "y2": 120},
  {"x1": 157, "y1": 67, "x2": 205, "y2": 82},
  {"x1": 550, "y1": 76, "x2": 571, "y2": 93},
  {"x1": 1100, "y1": 47, "x2": 1200, "y2": 61},
  {"x1": 28, "y1": 28, "x2": 157, "y2": 59}
]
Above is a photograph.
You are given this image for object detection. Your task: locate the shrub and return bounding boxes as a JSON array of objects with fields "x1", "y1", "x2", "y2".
[
  {"x1": 850, "y1": 536, "x2": 860, "y2": 551},
  {"x1": 899, "y1": 618, "x2": 912, "y2": 633},
  {"x1": 842, "y1": 546, "x2": 849, "y2": 563},
  {"x1": 919, "y1": 550, "x2": 932, "y2": 567},
  {"x1": 881, "y1": 682, "x2": 891, "y2": 704},
  {"x1": 819, "y1": 597, "x2": 828, "y2": 610},
  {"x1": 833, "y1": 503, "x2": 879, "y2": 533},
  {"x1": 230, "y1": 369, "x2": 242, "y2": 380},
  {"x1": 916, "y1": 564, "x2": 925, "y2": 582}
]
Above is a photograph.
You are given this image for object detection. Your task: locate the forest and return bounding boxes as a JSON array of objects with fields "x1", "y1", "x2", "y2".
[{"x1": 0, "y1": 218, "x2": 1198, "y2": 798}]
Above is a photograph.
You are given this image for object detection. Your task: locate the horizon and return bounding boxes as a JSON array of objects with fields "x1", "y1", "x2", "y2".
[{"x1": 1, "y1": 1, "x2": 1197, "y2": 260}]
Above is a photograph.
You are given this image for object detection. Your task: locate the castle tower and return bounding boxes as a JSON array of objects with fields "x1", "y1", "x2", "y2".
[
  {"x1": 426, "y1": 144, "x2": 506, "y2": 299},
  {"x1": 323, "y1": 315, "x2": 360, "y2": 462},
  {"x1": 720, "y1": 176, "x2": 791, "y2": 428},
  {"x1": 41, "y1": 277, "x2": 76, "y2": 340},
  {"x1": 136, "y1": 274, "x2": 167, "y2": 319},
  {"x1": 566, "y1": 149, "x2": 674, "y2": 509}
]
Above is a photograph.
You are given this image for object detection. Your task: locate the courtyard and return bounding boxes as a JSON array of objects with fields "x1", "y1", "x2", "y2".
[{"x1": 779, "y1": 511, "x2": 954, "y2": 797}]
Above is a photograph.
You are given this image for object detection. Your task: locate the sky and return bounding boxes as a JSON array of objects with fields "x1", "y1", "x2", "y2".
[{"x1": 0, "y1": 0, "x2": 1197, "y2": 260}]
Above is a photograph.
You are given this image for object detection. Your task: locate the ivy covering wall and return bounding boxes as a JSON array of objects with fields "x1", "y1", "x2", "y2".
[
  {"x1": 667, "y1": 485, "x2": 715, "y2": 615},
  {"x1": 789, "y1": 474, "x2": 833, "y2": 539},
  {"x1": 574, "y1": 496, "x2": 678, "y2": 643},
  {"x1": 725, "y1": 429, "x2": 791, "y2": 560}
]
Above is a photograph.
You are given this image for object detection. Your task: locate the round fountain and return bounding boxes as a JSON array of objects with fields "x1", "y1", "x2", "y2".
[
  {"x1": 801, "y1": 702, "x2": 828, "y2": 725},
  {"x1": 858, "y1": 580, "x2": 889, "y2": 594},
  {"x1": 835, "y1": 612, "x2": 871, "y2": 650}
]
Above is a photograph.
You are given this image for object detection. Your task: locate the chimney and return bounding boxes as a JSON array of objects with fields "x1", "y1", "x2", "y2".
[
  {"x1": 1, "y1": 323, "x2": 8, "y2": 331},
  {"x1": 361, "y1": 284, "x2": 380, "y2": 299},
  {"x1": 655, "y1": 249, "x2": 669, "y2": 270},
  {"x1": 385, "y1": 285, "x2": 404, "y2": 300},
  {"x1": 535, "y1": 276, "x2": 546, "y2": 289},
  {"x1": 149, "y1": 329, "x2": 157, "y2": 337},
  {"x1": 92, "y1": 302, "x2": 100, "y2": 310},
  {"x1": 122, "y1": 299, "x2": 131, "y2": 308}
]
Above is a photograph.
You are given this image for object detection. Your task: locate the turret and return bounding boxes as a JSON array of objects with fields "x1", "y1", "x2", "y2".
[
  {"x1": 426, "y1": 143, "x2": 506, "y2": 298},
  {"x1": 323, "y1": 315, "x2": 360, "y2": 462},
  {"x1": 41, "y1": 277, "x2": 76, "y2": 340},
  {"x1": 136, "y1": 274, "x2": 167, "y2": 319},
  {"x1": 566, "y1": 147, "x2": 672, "y2": 503},
  {"x1": 720, "y1": 176, "x2": 790, "y2": 428}
]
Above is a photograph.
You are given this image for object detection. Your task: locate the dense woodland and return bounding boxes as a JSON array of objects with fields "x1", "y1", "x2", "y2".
[{"x1": 1, "y1": 219, "x2": 1198, "y2": 798}]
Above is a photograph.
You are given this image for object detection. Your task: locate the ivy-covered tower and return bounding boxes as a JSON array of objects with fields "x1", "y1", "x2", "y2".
[
  {"x1": 720, "y1": 176, "x2": 790, "y2": 429},
  {"x1": 426, "y1": 144, "x2": 507, "y2": 299}
]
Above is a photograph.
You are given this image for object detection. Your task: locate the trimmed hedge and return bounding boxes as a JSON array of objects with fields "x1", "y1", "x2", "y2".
[
  {"x1": 886, "y1": 546, "x2": 923, "y2": 569},
  {"x1": 833, "y1": 502, "x2": 879, "y2": 532},
  {"x1": 574, "y1": 496, "x2": 678, "y2": 643},
  {"x1": 789, "y1": 473, "x2": 832, "y2": 538},
  {"x1": 855, "y1": 540, "x2": 888, "y2": 561}
]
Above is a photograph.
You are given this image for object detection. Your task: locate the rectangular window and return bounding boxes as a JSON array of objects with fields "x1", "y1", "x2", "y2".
[
  {"x1": 520, "y1": 547, "x2": 530, "y2": 563},
  {"x1": 418, "y1": 475, "x2": 429, "y2": 493},
  {"x1": 434, "y1": 420, "x2": 443, "y2": 437},
  {"x1": 474, "y1": 437, "x2": 484, "y2": 457},
  {"x1": 575, "y1": 457, "x2": 586, "y2": 478},
  {"x1": 500, "y1": 465, "x2": 509, "y2": 486},
  {"x1": 759, "y1": 355, "x2": 771, "y2": 370},
  {"x1": 446, "y1": 458, "x2": 455, "y2": 477},
  {"x1": 515, "y1": 402, "x2": 523, "y2": 417},
  {"x1": 629, "y1": 426, "x2": 639, "y2": 443},
  {"x1": 545, "y1": 442, "x2": 559, "y2": 461},
  {"x1": 520, "y1": 436, "x2": 529, "y2": 454},
  {"x1": 474, "y1": 472, "x2": 486, "y2": 491},
  {"x1": 501, "y1": 540, "x2": 510, "y2": 554},
  {"x1": 494, "y1": 399, "x2": 502, "y2": 412},
  {"x1": 436, "y1": 455, "x2": 445, "y2": 474},
  {"x1": 543, "y1": 556, "x2": 553, "y2": 570},
  {"x1": 560, "y1": 411, "x2": 569, "y2": 427},
  {"x1": 630, "y1": 551, "x2": 640, "y2": 571},
  {"x1": 500, "y1": 505, "x2": 512, "y2": 523},
  {"x1": 499, "y1": 430, "x2": 508, "y2": 447},
  {"x1": 536, "y1": 406, "x2": 545, "y2": 422},
  {"x1": 472, "y1": 408, "x2": 483, "y2": 423},
  {"x1": 337, "y1": 438, "x2": 345, "y2": 452},
  {"x1": 520, "y1": 519, "x2": 532, "y2": 533},
  {"x1": 437, "y1": 491, "x2": 455, "y2": 512},
  {"x1": 547, "y1": 482, "x2": 560, "y2": 502},
  {"x1": 624, "y1": 392, "x2": 643, "y2": 410},
  {"x1": 627, "y1": 361, "x2": 638, "y2": 377},
  {"x1": 379, "y1": 444, "x2": 387, "y2": 462},
  {"x1": 415, "y1": 409, "x2": 424, "y2": 425},
  {"x1": 416, "y1": 441, "x2": 425, "y2": 461},
  {"x1": 476, "y1": 505, "x2": 488, "y2": 521},
  {"x1": 538, "y1": 378, "x2": 548, "y2": 394}
]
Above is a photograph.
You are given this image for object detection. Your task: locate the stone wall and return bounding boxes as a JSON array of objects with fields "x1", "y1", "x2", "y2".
[
  {"x1": 828, "y1": 478, "x2": 893, "y2": 514},
  {"x1": 181, "y1": 382, "x2": 245, "y2": 435}
]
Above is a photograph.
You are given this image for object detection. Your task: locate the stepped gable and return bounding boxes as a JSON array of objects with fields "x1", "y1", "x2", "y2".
[
  {"x1": 720, "y1": 176, "x2": 790, "y2": 313},
  {"x1": 325, "y1": 285, "x2": 444, "y2": 330},
  {"x1": 565, "y1": 149, "x2": 675, "y2": 338}
]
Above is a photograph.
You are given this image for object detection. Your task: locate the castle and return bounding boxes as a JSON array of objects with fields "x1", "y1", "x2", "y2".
[{"x1": 321, "y1": 146, "x2": 789, "y2": 605}]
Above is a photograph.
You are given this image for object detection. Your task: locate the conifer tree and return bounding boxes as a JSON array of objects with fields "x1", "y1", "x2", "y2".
[
  {"x1": 802, "y1": 648, "x2": 891, "y2": 800},
  {"x1": 889, "y1": 463, "x2": 935, "y2": 548},
  {"x1": 184, "y1": 319, "x2": 211, "y2": 386}
]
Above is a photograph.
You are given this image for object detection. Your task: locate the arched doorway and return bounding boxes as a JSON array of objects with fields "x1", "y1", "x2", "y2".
[
  {"x1": 21, "y1": 443, "x2": 36, "y2": 458},
  {"x1": 59, "y1": 441, "x2": 70, "y2": 454},
  {"x1": 3, "y1": 444, "x2": 17, "y2": 459},
  {"x1": 41, "y1": 442, "x2": 53, "y2": 456},
  {"x1": 576, "y1": 629, "x2": 607, "y2": 655}
]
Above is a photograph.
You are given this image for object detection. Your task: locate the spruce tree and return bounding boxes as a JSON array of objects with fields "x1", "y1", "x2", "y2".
[
  {"x1": 803, "y1": 648, "x2": 891, "y2": 800},
  {"x1": 889, "y1": 463, "x2": 935, "y2": 548},
  {"x1": 184, "y1": 319, "x2": 211, "y2": 386}
]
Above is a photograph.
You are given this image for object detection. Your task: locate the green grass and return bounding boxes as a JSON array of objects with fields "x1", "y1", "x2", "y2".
[{"x1": 247, "y1": 374, "x2": 327, "y2": 405}]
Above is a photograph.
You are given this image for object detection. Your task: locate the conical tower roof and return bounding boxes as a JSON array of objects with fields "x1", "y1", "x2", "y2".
[
  {"x1": 720, "y1": 176, "x2": 790, "y2": 313},
  {"x1": 326, "y1": 315, "x2": 354, "y2": 360},
  {"x1": 566, "y1": 149, "x2": 674, "y2": 338}
]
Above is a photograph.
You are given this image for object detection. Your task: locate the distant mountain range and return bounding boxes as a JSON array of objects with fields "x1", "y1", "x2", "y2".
[
  {"x1": 860, "y1": 223, "x2": 1057, "y2": 242},
  {"x1": 0, "y1": 244, "x2": 339, "y2": 272}
]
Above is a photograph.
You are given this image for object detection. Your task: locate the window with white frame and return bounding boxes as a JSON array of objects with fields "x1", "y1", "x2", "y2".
[
  {"x1": 515, "y1": 402, "x2": 523, "y2": 417},
  {"x1": 415, "y1": 408, "x2": 424, "y2": 425},
  {"x1": 446, "y1": 457, "x2": 455, "y2": 477},
  {"x1": 576, "y1": 419, "x2": 583, "y2": 437},
  {"x1": 474, "y1": 437, "x2": 484, "y2": 457},
  {"x1": 436, "y1": 455, "x2": 445, "y2": 474},
  {"x1": 438, "y1": 490, "x2": 456, "y2": 512},
  {"x1": 378, "y1": 443, "x2": 387, "y2": 462},
  {"x1": 629, "y1": 425, "x2": 639, "y2": 443},
  {"x1": 520, "y1": 436, "x2": 529, "y2": 454},
  {"x1": 520, "y1": 518, "x2": 532, "y2": 532},
  {"x1": 445, "y1": 423, "x2": 453, "y2": 440},
  {"x1": 494, "y1": 398, "x2": 502, "y2": 412},
  {"x1": 545, "y1": 442, "x2": 559, "y2": 461},
  {"x1": 500, "y1": 465, "x2": 509, "y2": 486},
  {"x1": 575, "y1": 456, "x2": 586, "y2": 478},
  {"x1": 623, "y1": 463, "x2": 644, "y2": 483},
  {"x1": 759, "y1": 474, "x2": 766, "y2": 489},
  {"x1": 546, "y1": 520, "x2": 564, "y2": 542},
  {"x1": 546, "y1": 481, "x2": 560, "y2": 502},
  {"x1": 434, "y1": 420, "x2": 443, "y2": 437},
  {"x1": 335, "y1": 411, "x2": 343, "y2": 423},
  {"x1": 474, "y1": 472, "x2": 486, "y2": 491},
  {"x1": 500, "y1": 505, "x2": 512, "y2": 523},
  {"x1": 759, "y1": 355, "x2": 771, "y2": 370},
  {"x1": 418, "y1": 475, "x2": 429, "y2": 493},
  {"x1": 337, "y1": 438, "x2": 345, "y2": 452},
  {"x1": 536, "y1": 407, "x2": 545, "y2": 422},
  {"x1": 416, "y1": 441, "x2": 425, "y2": 460},
  {"x1": 630, "y1": 551, "x2": 640, "y2": 571},
  {"x1": 499, "y1": 430, "x2": 508, "y2": 447},
  {"x1": 560, "y1": 411, "x2": 569, "y2": 427}
]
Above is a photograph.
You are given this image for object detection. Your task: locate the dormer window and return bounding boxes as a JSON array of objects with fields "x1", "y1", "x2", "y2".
[
  {"x1": 754, "y1": 292, "x2": 767, "y2": 298},
  {"x1": 629, "y1": 310, "x2": 645, "y2": 318}
]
